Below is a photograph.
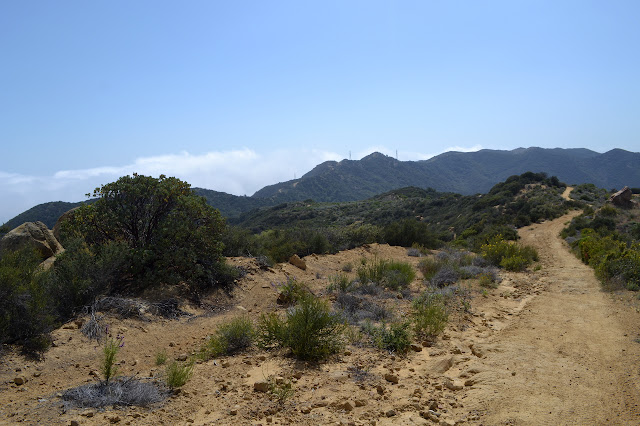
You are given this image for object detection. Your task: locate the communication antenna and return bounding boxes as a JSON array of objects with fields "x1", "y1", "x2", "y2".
[
  {"x1": 294, "y1": 172, "x2": 297, "y2": 179},
  {"x1": 396, "y1": 150, "x2": 398, "y2": 160},
  {"x1": 349, "y1": 151, "x2": 351, "y2": 160}
]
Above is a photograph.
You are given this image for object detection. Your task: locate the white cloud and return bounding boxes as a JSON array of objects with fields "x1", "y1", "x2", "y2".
[{"x1": 0, "y1": 148, "x2": 344, "y2": 224}]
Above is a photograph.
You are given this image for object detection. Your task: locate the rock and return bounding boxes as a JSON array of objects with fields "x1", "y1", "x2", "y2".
[
  {"x1": 175, "y1": 353, "x2": 188, "y2": 362},
  {"x1": 444, "y1": 379, "x2": 463, "y2": 391},
  {"x1": 609, "y1": 186, "x2": 633, "y2": 208},
  {"x1": 410, "y1": 343, "x2": 422, "y2": 352},
  {"x1": 469, "y1": 344, "x2": 484, "y2": 358},
  {"x1": 108, "y1": 415, "x2": 121, "y2": 423},
  {"x1": 354, "y1": 399, "x2": 367, "y2": 407},
  {"x1": 376, "y1": 384, "x2": 386, "y2": 394},
  {"x1": 14, "y1": 376, "x2": 26, "y2": 385},
  {"x1": 301, "y1": 406, "x2": 312, "y2": 414},
  {"x1": 288, "y1": 254, "x2": 307, "y2": 270},
  {"x1": 0, "y1": 221, "x2": 64, "y2": 260},
  {"x1": 340, "y1": 401, "x2": 354, "y2": 411},
  {"x1": 384, "y1": 373, "x2": 399, "y2": 384},
  {"x1": 254, "y1": 381, "x2": 270, "y2": 392},
  {"x1": 53, "y1": 207, "x2": 79, "y2": 241},
  {"x1": 430, "y1": 357, "x2": 454, "y2": 373},
  {"x1": 69, "y1": 421, "x2": 80, "y2": 426},
  {"x1": 385, "y1": 409, "x2": 397, "y2": 417}
]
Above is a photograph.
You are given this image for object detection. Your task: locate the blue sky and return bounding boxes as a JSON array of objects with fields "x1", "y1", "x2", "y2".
[{"x1": 1, "y1": 1, "x2": 639, "y2": 223}]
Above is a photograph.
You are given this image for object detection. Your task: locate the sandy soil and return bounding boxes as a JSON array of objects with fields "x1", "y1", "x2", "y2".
[{"x1": 1, "y1": 209, "x2": 640, "y2": 425}]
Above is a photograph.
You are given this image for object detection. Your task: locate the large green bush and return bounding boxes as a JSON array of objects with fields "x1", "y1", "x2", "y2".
[{"x1": 64, "y1": 174, "x2": 228, "y2": 292}]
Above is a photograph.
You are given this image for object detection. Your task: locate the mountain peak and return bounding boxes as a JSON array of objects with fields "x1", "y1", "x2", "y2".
[{"x1": 361, "y1": 152, "x2": 395, "y2": 161}]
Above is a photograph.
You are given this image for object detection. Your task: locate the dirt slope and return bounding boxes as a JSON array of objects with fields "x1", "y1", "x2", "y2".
[{"x1": 1, "y1": 211, "x2": 640, "y2": 425}]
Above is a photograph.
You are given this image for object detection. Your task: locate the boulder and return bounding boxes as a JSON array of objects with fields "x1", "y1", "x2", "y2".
[
  {"x1": 609, "y1": 186, "x2": 633, "y2": 208},
  {"x1": 53, "y1": 207, "x2": 79, "y2": 242},
  {"x1": 0, "y1": 222, "x2": 63, "y2": 260},
  {"x1": 289, "y1": 254, "x2": 307, "y2": 270}
]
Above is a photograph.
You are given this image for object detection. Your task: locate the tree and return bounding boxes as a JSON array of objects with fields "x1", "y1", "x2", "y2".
[{"x1": 68, "y1": 174, "x2": 227, "y2": 292}]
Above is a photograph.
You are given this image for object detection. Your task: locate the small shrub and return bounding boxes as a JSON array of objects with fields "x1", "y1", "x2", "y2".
[
  {"x1": 328, "y1": 273, "x2": 354, "y2": 293},
  {"x1": 418, "y1": 257, "x2": 445, "y2": 280},
  {"x1": 412, "y1": 293, "x2": 448, "y2": 339},
  {"x1": 277, "y1": 278, "x2": 309, "y2": 306},
  {"x1": 165, "y1": 361, "x2": 193, "y2": 388},
  {"x1": 102, "y1": 332, "x2": 124, "y2": 384},
  {"x1": 500, "y1": 254, "x2": 529, "y2": 272},
  {"x1": 478, "y1": 272, "x2": 499, "y2": 289},
  {"x1": 430, "y1": 265, "x2": 460, "y2": 288},
  {"x1": 155, "y1": 350, "x2": 168, "y2": 366},
  {"x1": 481, "y1": 235, "x2": 538, "y2": 270},
  {"x1": 199, "y1": 316, "x2": 255, "y2": 359},
  {"x1": 341, "y1": 262, "x2": 353, "y2": 272},
  {"x1": 364, "y1": 321, "x2": 412, "y2": 354},
  {"x1": 217, "y1": 316, "x2": 255, "y2": 354},
  {"x1": 258, "y1": 293, "x2": 346, "y2": 361},
  {"x1": 407, "y1": 247, "x2": 421, "y2": 257},
  {"x1": 269, "y1": 377, "x2": 294, "y2": 404},
  {"x1": 357, "y1": 258, "x2": 416, "y2": 290}
]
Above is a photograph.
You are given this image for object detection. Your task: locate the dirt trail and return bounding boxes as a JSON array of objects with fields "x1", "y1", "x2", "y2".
[{"x1": 463, "y1": 211, "x2": 640, "y2": 425}]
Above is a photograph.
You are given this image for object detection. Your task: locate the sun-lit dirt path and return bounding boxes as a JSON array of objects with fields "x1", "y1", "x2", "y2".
[{"x1": 463, "y1": 211, "x2": 640, "y2": 425}]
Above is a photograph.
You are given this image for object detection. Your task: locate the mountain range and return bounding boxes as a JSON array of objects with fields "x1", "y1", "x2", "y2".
[{"x1": 3, "y1": 147, "x2": 639, "y2": 229}]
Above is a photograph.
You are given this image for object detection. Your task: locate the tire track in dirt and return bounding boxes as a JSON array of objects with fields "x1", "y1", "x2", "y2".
[{"x1": 462, "y1": 212, "x2": 640, "y2": 425}]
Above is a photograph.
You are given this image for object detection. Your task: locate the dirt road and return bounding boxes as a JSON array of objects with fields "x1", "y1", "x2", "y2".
[{"x1": 463, "y1": 212, "x2": 640, "y2": 425}]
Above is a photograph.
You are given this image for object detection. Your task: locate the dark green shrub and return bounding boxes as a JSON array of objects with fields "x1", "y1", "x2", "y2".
[
  {"x1": 383, "y1": 219, "x2": 441, "y2": 249},
  {"x1": 0, "y1": 247, "x2": 54, "y2": 354},
  {"x1": 66, "y1": 174, "x2": 226, "y2": 293},
  {"x1": 258, "y1": 293, "x2": 345, "y2": 361}
]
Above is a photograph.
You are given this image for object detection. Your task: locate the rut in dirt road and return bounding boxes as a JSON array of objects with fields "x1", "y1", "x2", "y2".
[{"x1": 463, "y1": 212, "x2": 640, "y2": 425}]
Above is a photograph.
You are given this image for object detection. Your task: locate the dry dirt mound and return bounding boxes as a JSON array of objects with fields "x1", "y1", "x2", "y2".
[{"x1": 1, "y1": 215, "x2": 639, "y2": 425}]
